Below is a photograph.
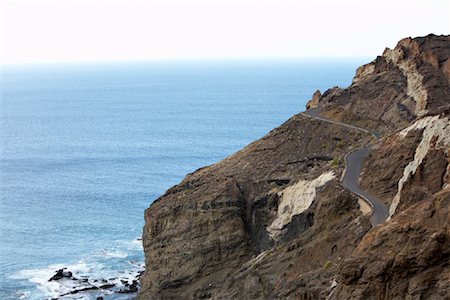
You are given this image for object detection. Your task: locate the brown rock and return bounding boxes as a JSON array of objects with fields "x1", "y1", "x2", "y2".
[
  {"x1": 335, "y1": 192, "x2": 450, "y2": 299},
  {"x1": 306, "y1": 90, "x2": 322, "y2": 110},
  {"x1": 319, "y1": 34, "x2": 450, "y2": 134},
  {"x1": 360, "y1": 129, "x2": 423, "y2": 205},
  {"x1": 139, "y1": 113, "x2": 370, "y2": 299},
  {"x1": 139, "y1": 34, "x2": 450, "y2": 299}
]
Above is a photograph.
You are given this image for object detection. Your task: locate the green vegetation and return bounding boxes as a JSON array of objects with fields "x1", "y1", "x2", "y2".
[
  {"x1": 323, "y1": 260, "x2": 332, "y2": 269},
  {"x1": 330, "y1": 157, "x2": 339, "y2": 167}
]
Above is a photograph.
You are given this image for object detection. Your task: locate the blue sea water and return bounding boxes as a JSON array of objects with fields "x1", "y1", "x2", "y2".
[{"x1": 0, "y1": 59, "x2": 366, "y2": 299}]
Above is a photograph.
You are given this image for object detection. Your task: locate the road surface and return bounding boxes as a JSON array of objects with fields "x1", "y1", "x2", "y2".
[{"x1": 301, "y1": 107, "x2": 388, "y2": 226}]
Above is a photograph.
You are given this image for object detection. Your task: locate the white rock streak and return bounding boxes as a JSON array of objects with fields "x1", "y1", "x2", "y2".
[
  {"x1": 267, "y1": 171, "x2": 335, "y2": 238},
  {"x1": 352, "y1": 63, "x2": 375, "y2": 83},
  {"x1": 388, "y1": 116, "x2": 450, "y2": 220},
  {"x1": 384, "y1": 48, "x2": 429, "y2": 116}
]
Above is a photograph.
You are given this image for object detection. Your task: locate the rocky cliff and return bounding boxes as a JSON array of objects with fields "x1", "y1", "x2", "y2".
[{"x1": 139, "y1": 34, "x2": 450, "y2": 299}]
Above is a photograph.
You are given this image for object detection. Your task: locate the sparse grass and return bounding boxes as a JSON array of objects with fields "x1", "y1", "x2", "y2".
[
  {"x1": 323, "y1": 260, "x2": 332, "y2": 269},
  {"x1": 336, "y1": 140, "x2": 345, "y2": 148},
  {"x1": 269, "y1": 182, "x2": 279, "y2": 190},
  {"x1": 330, "y1": 157, "x2": 339, "y2": 167}
]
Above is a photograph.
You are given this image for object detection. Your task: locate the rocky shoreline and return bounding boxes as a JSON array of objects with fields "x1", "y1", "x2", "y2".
[{"x1": 46, "y1": 266, "x2": 142, "y2": 299}]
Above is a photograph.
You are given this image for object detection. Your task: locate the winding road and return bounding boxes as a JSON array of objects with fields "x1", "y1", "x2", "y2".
[{"x1": 301, "y1": 107, "x2": 389, "y2": 226}]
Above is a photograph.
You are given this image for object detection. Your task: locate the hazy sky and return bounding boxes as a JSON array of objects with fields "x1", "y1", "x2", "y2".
[{"x1": 1, "y1": 0, "x2": 449, "y2": 64}]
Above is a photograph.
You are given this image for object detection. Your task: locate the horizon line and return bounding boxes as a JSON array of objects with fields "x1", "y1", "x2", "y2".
[{"x1": 2, "y1": 56, "x2": 373, "y2": 67}]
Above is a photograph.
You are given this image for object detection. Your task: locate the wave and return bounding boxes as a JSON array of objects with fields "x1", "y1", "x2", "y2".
[
  {"x1": 97, "y1": 249, "x2": 128, "y2": 259},
  {"x1": 11, "y1": 239, "x2": 144, "y2": 300}
]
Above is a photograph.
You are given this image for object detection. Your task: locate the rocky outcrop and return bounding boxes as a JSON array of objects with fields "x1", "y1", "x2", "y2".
[
  {"x1": 335, "y1": 191, "x2": 450, "y2": 299},
  {"x1": 139, "y1": 34, "x2": 450, "y2": 299},
  {"x1": 319, "y1": 34, "x2": 450, "y2": 134},
  {"x1": 360, "y1": 128, "x2": 423, "y2": 205},
  {"x1": 214, "y1": 182, "x2": 371, "y2": 299},
  {"x1": 139, "y1": 114, "x2": 370, "y2": 299},
  {"x1": 388, "y1": 115, "x2": 450, "y2": 219},
  {"x1": 45, "y1": 267, "x2": 142, "y2": 298},
  {"x1": 267, "y1": 171, "x2": 335, "y2": 238},
  {"x1": 352, "y1": 63, "x2": 375, "y2": 83},
  {"x1": 306, "y1": 90, "x2": 322, "y2": 110},
  {"x1": 360, "y1": 115, "x2": 450, "y2": 214},
  {"x1": 383, "y1": 40, "x2": 430, "y2": 116}
]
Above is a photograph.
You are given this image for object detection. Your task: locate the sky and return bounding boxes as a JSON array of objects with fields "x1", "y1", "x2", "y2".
[{"x1": 1, "y1": 0, "x2": 449, "y2": 64}]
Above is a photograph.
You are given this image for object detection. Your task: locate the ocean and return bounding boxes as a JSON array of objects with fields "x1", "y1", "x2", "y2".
[{"x1": 0, "y1": 59, "x2": 365, "y2": 299}]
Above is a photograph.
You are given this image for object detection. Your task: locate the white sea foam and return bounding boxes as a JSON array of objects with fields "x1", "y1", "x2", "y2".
[
  {"x1": 98, "y1": 249, "x2": 128, "y2": 258},
  {"x1": 12, "y1": 261, "x2": 105, "y2": 299},
  {"x1": 17, "y1": 291, "x2": 31, "y2": 299},
  {"x1": 130, "y1": 238, "x2": 143, "y2": 249},
  {"x1": 10, "y1": 240, "x2": 145, "y2": 299},
  {"x1": 116, "y1": 237, "x2": 143, "y2": 251}
]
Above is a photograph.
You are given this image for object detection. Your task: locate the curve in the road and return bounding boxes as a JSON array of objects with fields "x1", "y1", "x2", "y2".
[{"x1": 301, "y1": 107, "x2": 389, "y2": 226}]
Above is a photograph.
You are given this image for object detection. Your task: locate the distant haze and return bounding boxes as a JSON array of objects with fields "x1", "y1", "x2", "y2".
[{"x1": 1, "y1": 0, "x2": 449, "y2": 64}]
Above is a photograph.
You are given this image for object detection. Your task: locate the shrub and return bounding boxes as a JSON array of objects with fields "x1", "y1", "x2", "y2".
[
  {"x1": 323, "y1": 260, "x2": 332, "y2": 269},
  {"x1": 330, "y1": 157, "x2": 339, "y2": 167}
]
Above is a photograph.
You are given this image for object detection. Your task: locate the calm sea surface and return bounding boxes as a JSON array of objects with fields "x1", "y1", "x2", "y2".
[{"x1": 1, "y1": 59, "x2": 365, "y2": 299}]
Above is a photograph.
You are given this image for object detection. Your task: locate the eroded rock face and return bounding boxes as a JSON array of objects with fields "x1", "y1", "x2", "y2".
[
  {"x1": 353, "y1": 62, "x2": 375, "y2": 83},
  {"x1": 214, "y1": 182, "x2": 371, "y2": 300},
  {"x1": 139, "y1": 34, "x2": 450, "y2": 299},
  {"x1": 360, "y1": 129, "x2": 422, "y2": 205},
  {"x1": 388, "y1": 116, "x2": 450, "y2": 219},
  {"x1": 267, "y1": 171, "x2": 335, "y2": 238},
  {"x1": 139, "y1": 114, "x2": 369, "y2": 299},
  {"x1": 335, "y1": 192, "x2": 450, "y2": 300},
  {"x1": 306, "y1": 90, "x2": 322, "y2": 110},
  {"x1": 319, "y1": 34, "x2": 450, "y2": 134},
  {"x1": 361, "y1": 115, "x2": 450, "y2": 214}
]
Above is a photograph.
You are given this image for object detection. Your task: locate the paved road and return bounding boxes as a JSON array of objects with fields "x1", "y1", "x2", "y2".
[{"x1": 301, "y1": 107, "x2": 388, "y2": 226}]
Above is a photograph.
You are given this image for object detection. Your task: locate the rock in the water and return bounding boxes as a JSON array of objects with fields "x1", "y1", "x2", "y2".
[
  {"x1": 118, "y1": 280, "x2": 139, "y2": 293},
  {"x1": 99, "y1": 283, "x2": 115, "y2": 289},
  {"x1": 48, "y1": 268, "x2": 73, "y2": 281}
]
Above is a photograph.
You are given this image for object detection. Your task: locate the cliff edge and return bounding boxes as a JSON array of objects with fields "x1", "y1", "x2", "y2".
[{"x1": 139, "y1": 34, "x2": 450, "y2": 299}]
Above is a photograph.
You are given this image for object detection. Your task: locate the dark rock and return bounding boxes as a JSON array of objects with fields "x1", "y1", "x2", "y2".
[
  {"x1": 99, "y1": 283, "x2": 115, "y2": 289},
  {"x1": 48, "y1": 268, "x2": 73, "y2": 281},
  {"x1": 121, "y1": 279, "x2": 129, "y2": 285},
  {"x1": 117, "y1": 280, "x2": 139, "y2": 293},
  {"x1": 60, "y1": 285, "x2": 99, "y2": 296}
]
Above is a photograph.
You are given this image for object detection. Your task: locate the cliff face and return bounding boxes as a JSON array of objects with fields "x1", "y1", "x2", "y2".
[
  {"x1": 336, "y1": 192, "x2": 450, "y2": 299},
  {"x1": 139, "y1": 34, "x2": 450, "y2": 299},
  {"x1": 140, "y1": 115, "x2": 371, "y2": 299},
  {"x1": 318, "y1": 35, "x2": 450, "y2": 134}
]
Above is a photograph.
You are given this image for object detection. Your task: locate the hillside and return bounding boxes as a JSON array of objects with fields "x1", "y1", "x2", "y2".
[{"x1": 139, "y1": 34, "x2": 450, "y2": 299}]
